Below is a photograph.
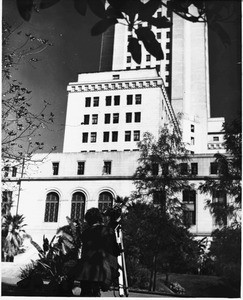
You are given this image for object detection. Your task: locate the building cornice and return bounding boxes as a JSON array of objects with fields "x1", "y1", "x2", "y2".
[{"x1": 67, "y1": 78, "x2": 163, "y2": 93}]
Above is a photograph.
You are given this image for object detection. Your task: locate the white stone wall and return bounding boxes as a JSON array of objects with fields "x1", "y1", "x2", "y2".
[
  {"x1": 4, "y1": 152, "x2": 232, "y2": 244},
  {"x1": 63, "y1": 69, "x2": 176, "y2": 153}
]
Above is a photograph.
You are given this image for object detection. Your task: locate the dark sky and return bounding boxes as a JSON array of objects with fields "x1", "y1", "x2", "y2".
[
  {"x1": 3, "y1": 0, "x2": 241, "y2": 152},
  {"x1": 3, "y1": 0, "x2": 102, "y2": 152}
]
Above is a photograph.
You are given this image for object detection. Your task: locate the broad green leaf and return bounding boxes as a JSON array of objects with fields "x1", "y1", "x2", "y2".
[
  {"x1": 135, "y1": 27, "x2": 155, "y2": 43},
  {"x1": 128, "y1": 38, "x2": 141, "y2": 64},
  {"x1": 143, "y1": 39, "x2": 164, "y2": 60},
  {"x1": 91, "y1": 18, "x2": 118, "y2": 36},
  {"x1": 138, "y1": 0, "x2": 161, "y2": 21},
  {"x1": 149, "y1": 16, "x2": 172, "y2": 28},
  {"x1": 16, "y1": 0, "x2": 34, "y2": 21},
  {"x1": 74, "y1": 0, "x2": 88, "y2": 16},
  {"x1": 106, "y1": 5, "x2": 124, "y2": 19},
  {"x1": 88, "y1": 0, "x2": 106, "y2": 19},
  {"x1": 40, "y1": 0, "x2": 61, "y2": 9}
]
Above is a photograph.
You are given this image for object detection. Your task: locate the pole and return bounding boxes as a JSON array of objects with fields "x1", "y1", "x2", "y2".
[
  {"x1": 115, "y1": 224, "x2": 129, "y2": 297},
  {"x1": 16, "y1": 139, "x2": 31, "y2": 215}
]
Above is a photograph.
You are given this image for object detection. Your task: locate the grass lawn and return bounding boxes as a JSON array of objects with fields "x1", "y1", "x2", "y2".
[{"x1": 158, "y1": 273, "x2": 240, "y2": 297}]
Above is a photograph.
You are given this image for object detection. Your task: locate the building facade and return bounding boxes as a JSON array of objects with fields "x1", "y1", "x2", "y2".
[{"x1": 2, "y1": 3, "x2": 230, "y2": 244}]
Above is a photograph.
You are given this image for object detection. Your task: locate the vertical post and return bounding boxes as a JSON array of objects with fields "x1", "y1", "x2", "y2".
[
  {"x1": 16, "y1": 139, "x2": 31, "y2": 215},
  {"x1": 16, "y1": 156, "x2": 25, "y2": 215}
]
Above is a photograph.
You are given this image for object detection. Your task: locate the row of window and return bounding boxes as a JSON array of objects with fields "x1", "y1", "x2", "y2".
[
  {"x1": 151, "y1": 162, "x2": 199, "y2": 176},
  {"x1": 151, "y1": 162, "x2": 226, "y2": 176},
  {"x1": 153, "y1": 189, "x2": 227, "y2": 226},
  {"x1": 82, "y1": 130, "x2": 140, "y2": 144},
  {"x1": 85, "y1": 94, "x2": 142, "y2": 107},
  {"x1": 42, "y1": 188, "x2": 228, "y2": 225},
  {"x1": 82, "y1": 112, "x2": 141, "y2": 125},
  {"x1": 52, "y1": 160, "x2": 113, "y2": 176},
  {"x1": 44, "y1": 191, "x2": 113, "y2": 222},
  {"x1": 2, "y1": 161, "x2": 225, "y2": 179}
]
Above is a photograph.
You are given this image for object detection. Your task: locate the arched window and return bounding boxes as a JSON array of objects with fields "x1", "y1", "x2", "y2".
[
  {"x1": 71, "y1": 192, "x2": 86, "y2": 221},
  {"x1": 44, "y1": 192, "x2": 59, "y2": 222},
  {"x1": 98, "y1": 191, "x2": 113, "y2": 212}
]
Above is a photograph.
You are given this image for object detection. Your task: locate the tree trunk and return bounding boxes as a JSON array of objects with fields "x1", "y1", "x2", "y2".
[
  {"x1": 152, "y1": 255, "x2": 157, "y2": 291},
  {"x1": 149, "y1": 269, "x2": 153, "y2": 291}
]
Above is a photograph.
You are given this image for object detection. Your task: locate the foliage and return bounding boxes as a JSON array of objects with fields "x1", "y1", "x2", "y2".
[
  {"x1": 2, "y1": 214, "x2": 26, "y2": 261},
  {"x1": 208, "y1": 224, "x2": 241, "y2": 289},
  {"x1": 199, "y1": 117, "x2": 241, "y2": 223},
  {"x1": 19, "y1": 217, "x2": 84, "y2": 295},
  {"x1": 15, "y1": 0, "x2": 239, "y2": 63},
  {"x1": 122, "y1": 202, "x2": 203, "y2": 291},
  {"x1": 2, "y1": 20, "x2": 55, "y2": 169},
  {"x1": 133, "y1": 126, "x2": 190, "y2": 219}
]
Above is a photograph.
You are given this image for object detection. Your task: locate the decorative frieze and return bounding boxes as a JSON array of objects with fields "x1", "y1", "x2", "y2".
[{"x1": 67, "y1": 79, "x2": 163, "y2": 93}]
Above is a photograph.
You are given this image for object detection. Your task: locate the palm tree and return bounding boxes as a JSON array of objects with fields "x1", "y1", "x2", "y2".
[{"x1": 2, "y1": 214, "x2": 26, "y2": 262}]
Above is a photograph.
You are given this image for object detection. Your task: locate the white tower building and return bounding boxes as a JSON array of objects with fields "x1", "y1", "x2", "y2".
[{"x1": 98, "y1": 3, "x2": 225, "y2": 154}]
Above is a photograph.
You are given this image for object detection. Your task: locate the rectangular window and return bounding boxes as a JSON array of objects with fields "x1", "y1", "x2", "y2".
[
  {"x1": 52, "y1": 162, "x2": 59, "y2": 175},
  {"x1": 104, "y1": 114, "x2": 111, "y2": 124},
  {"x1": 166, "y1": 42, "x2": 170, "y2": 49},
  {"x1": 106, "y1": 96, "x2": 112, "y2": 106},
  {"x1": 134, "y1": 112, "x2": 141, "y2": 122},
  {"x1": 83, "y1": 114, "x2": 90, "y2": 125},
  {"x1": 213, "y1": 190, "x2": 227, "y2": 204},
  {"x1": 77, "y1": 161, "x2": 85, "y2": 175},
  {"x1": 85, "y1": 97, "x2": 91, "y2": 107},
  {"x1": 183, "y1": 190, "x2": 196, "y2": 203},
  {"x1": 180, "y1": 163, "x2": 188, "y2": 175},
  {"x1": 166, "y1": 31, "x2": 171, "y2": 39},
  {"x1": 210, "y1": 162, "x2": 218, "y2": 174},
  {"x1": 135, "y1": 94, "x2": 142, "y2": 104},
  {"x1": 191, "y1": 137, "x2": 195, "y2": 145},
  {"x1": 112, "y1": 131, "x2": 118, "y2": 142},
  {"x1": 166, "y1": 53, "x2": 171, "y2": 60},
  {"x1": 127, "y1": 95, "x2": 133, "y2": 105},
  {"x1": 156, "y1": 65, "x2": 160, "y2": 72},
  {"x1": 212, "y1": 190, "x2": 227, "y2": 225},
  {"x1": 183, "y1": 190, "x2": 196, "y2": 225},
  {"x1": 92, "y1": 114, "x2": 98, "y2": 124},
  {"x1": 127, "y1": 56, "x2": 131, "y2": 63},
  {"x1": 134, "y1": 130, "x2": 140, "y2": 141},
  {"x1": 82, "y1": 132, "x2": 88, "y2": 143},
  {"x1": 12, "y1": 166, "x2": 17, "y2": 177},
  {"x1": 103, "y1": 131, "x2": 110, "y2": 143},
  {"x1": 213, "y1": 136, "x2": 219, "y2": 141},
  {"x1": 157, "y1": 32, "x2": 161, "y2": 39},
  {"x1": 113, "y1": 74, "x2": 120, "y2": 80},
  {"x1": 157, "y1": 11, "x2": 162, "y2": 17},
  {"x1": 152, "y1": 163, "x2": 159, "y2": 175},
  {"x1": 3, "y1": 166, "x2": 9, "y2": 178},
  {"x1": 113, "y1": 113, "x2": 119, "y2": 123},
  {"x1": 146, "y1": 54, "x2": 151, "y2": 61},
  {"x1": 103, "y1": 161, "x2": 112, "y2": 175},
  {"x1": 91, "y1": 132, "x2": 97, "y2": 143},
  {"x1": 191, "y1": 163, "x2": 198, "y2": 175},
  {"x1": 125, "y1": 131, "x2": 131, "y2": 142},
  {"x1": 103, "y1": 132, "x2": 109, "y2": 142},
  {"x1": 93, "y1": 97, "x2": 99, "y2": 107},
  {"x1": 114, "y1": 95, "x2": 120, "y2": 106},
  {"x1": 191, "y1": 124, "x2": 195, "y2": 132},
  {"x1": 126, "y1": 112, "x2": 132, "y2": 123}
]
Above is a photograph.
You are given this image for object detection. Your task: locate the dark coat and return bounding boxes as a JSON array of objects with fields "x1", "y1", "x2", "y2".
[{"x1": 76, "y1": 224, "x2": 120, "y2": 287}]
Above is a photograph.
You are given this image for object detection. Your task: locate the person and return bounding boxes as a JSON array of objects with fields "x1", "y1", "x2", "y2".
[{"x1": 76, "y1": 207, "x2": 120, "y2": 297}]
